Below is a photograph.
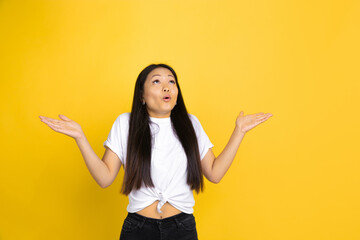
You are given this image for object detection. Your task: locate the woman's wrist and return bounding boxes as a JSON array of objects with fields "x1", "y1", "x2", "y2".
[
  {"x1": 75, "y1": 131, "x2": 86, "y2": 142},
  {"x1": 234, "y1": 125, "x2": 246, "y2": 136}
]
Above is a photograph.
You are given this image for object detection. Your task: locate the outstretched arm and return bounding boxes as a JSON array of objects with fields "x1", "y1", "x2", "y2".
[
  {"x1": 201, "y1": 111, "x2": 273, "y2": 184},
  {"x1": 39, "y1": 114, "x2": 118, "y2": 188}
]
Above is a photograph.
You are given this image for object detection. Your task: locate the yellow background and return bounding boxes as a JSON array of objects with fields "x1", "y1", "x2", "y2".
[{"x1": 1, "y1": 0, "x2": 359, "y2": 239}]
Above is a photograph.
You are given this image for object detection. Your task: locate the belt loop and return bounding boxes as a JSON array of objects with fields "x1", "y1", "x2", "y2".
[
  {"x1": 174, "y1": 218, "x2": 181, "y2": 228},
  {"x1": 138, "y1": 217, "x2": 146, "y2": 229}
]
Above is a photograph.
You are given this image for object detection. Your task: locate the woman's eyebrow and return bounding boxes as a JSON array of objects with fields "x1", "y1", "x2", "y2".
[{"x1": 151, "y1": 74, "x2": 174, "y2": 78}]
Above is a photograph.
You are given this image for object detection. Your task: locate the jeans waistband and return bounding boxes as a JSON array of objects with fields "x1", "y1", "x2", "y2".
[{"x1": 127, "y1": 212, "x2": 192, "y2": 224}]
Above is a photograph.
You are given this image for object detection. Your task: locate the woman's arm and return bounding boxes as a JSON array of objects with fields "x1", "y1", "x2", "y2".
[
  {"x1": 39, "y1": 115, "x2": 116, "y2": 188},
  {"x1": 201, "y1": 111, "x2": 273, "y2": 184},
  {"x1": 75, "y1": 134, "x2": 119, "y2": 188}
]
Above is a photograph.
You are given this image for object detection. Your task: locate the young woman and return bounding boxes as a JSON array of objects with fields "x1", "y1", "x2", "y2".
[{"x1": 39, "y1": 63, "x2": 273, "y2": 240}]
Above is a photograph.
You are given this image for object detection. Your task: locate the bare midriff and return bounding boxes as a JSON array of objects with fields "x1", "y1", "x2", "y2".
[{"x1": 136, "y1": 200, "x2": 182, "y2": 219}]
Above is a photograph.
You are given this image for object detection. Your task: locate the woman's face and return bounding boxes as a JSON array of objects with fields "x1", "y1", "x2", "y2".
[{"x1": 142, "y1": 67, "x2": 178, "y2": 118}]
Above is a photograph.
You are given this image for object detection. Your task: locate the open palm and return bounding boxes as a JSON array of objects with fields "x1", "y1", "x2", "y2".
[
  {"x1": 39, "y1": 115, "x2": 84, "y2": 140},
  {"x1": 236, "y1": 111, "x2": 273, "y2": 134}
]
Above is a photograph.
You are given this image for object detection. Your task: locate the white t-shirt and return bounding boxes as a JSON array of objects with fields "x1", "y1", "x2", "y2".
[{"x1": 103, "y1": 112, "x2": 214, "y2": 214}]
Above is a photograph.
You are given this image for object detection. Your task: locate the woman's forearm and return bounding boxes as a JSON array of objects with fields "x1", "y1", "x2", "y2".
[
  {"x1": 75, "y1": 134, "x2": 111, "y2": 188},
  {"x1": 212, "y1": 126, "x2": 245, "y2": 183}
]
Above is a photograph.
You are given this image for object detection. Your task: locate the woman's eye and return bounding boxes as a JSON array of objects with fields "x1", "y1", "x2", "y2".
[
  {"x1": 152, "y1": 80, "x2": 160, "y2": 84},
  {"x1": 169, "y1": 80, "x2": 176, "y2": 84}
]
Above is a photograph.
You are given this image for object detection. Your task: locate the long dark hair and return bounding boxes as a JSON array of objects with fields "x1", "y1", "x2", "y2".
[{"x1": 121, "y1": 63, "x2": 204, "y2": 195}]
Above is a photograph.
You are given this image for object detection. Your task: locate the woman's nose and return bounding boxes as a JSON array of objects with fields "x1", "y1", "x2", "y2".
[{"x1": 163, "y1": 87, "x2": 170, "y2": 92}]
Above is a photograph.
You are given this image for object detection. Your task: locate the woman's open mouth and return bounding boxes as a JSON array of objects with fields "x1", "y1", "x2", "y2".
[{"x1": 163, "y1": 95, "x2": 171, "y2": 102}]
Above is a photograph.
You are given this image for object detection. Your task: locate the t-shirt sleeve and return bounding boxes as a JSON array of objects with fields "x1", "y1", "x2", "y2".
[
  {"x1": 103, "y1": 115, "x2": 124, "y2": 164},
  {"x1": 189, "y1": 114, "x2": 214, "y2": 160}
]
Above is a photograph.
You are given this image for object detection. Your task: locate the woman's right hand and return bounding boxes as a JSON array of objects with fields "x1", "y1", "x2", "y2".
[{"x1": 39, "y1": 114, "x2": 84, "y2": 140}]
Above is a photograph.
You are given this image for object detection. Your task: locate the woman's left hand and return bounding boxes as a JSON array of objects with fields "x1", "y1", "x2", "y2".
[{"x1": 236, "y1": 111, "x2": 273, "y2": 134}]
